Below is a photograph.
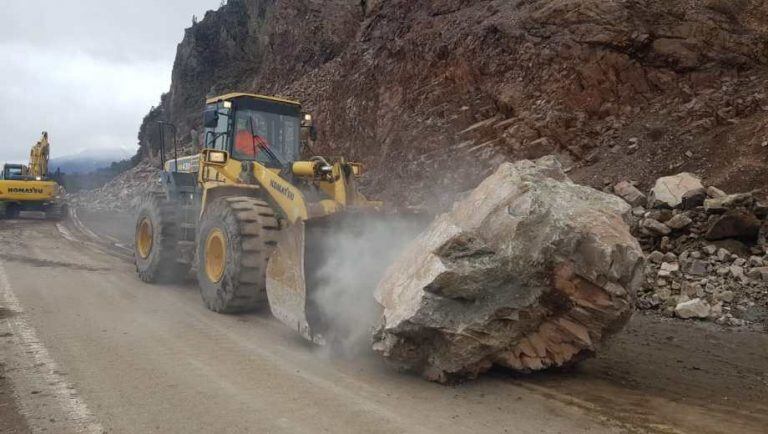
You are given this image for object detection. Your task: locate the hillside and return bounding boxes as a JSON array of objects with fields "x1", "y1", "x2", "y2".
[
  {"x1": 137, "y1": 0, "x2": 768, "y2": 208},
  {"x1": 50, "y1": 148, "x2": 134, "y2": 174}
]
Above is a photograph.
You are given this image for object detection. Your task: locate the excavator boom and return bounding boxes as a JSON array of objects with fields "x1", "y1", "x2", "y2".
[{"x1": 29, "y1": 131, "x2": 50, "y2": 179}]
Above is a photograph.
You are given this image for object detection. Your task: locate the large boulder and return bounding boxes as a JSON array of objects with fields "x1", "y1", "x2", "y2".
[
  {"x1": 648, "y1": 173, "x2": 704, "y2": 209},
  {"x1": 372, "y1": 157, "x2": 644, "y2": 382}
]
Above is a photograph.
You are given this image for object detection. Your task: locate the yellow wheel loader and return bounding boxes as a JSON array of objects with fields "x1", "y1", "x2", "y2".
[
  {"x1": 0, "y1": 132, "x2": 67, "y2": 220},
  {"x1": 134, "y1": 93, "x2": 381, "y2": 344}
]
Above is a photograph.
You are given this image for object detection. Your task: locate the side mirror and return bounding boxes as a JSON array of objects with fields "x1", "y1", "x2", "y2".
[
  {"x1": 203, "y1": 109, "x2": 219, "y2": 128},
  {"x1": 309, "y1": 125, "x2": 318, "y2": 141}
]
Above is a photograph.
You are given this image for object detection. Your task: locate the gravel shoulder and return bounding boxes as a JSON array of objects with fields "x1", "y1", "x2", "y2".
[{"x1": 0, "y1": 336, "x2": 30, "y2": 434}]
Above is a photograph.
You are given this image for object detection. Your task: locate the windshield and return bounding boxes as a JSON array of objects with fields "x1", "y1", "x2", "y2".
[
  {"x1": 233, "y1": 109, "x2": 300, "y2": 167},
  {"x1": 4, "y1": 166, "x2": 23, "y2": 180}
]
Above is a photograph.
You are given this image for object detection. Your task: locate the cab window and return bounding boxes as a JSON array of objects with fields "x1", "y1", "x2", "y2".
[{"x1": 232, "y1": 110, "x2": 299, "y2": 167}]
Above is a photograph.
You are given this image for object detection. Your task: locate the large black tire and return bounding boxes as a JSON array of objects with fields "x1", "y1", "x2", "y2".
[
  {"x1": 197, "y1": 197, "x2": 280, "y2": 313},
  {"x1": 134, "y1": 192, "x2": 188, "y2": 283}
]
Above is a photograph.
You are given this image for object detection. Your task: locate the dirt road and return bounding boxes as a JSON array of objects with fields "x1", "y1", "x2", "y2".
[{"x1": 0, "y1": 217, "x2": 766, "y2": 433}]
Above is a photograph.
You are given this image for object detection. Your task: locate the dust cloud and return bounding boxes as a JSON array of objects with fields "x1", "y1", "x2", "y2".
[{"x1": 308, "y1": 215, "x2": 427, "y2": 357}]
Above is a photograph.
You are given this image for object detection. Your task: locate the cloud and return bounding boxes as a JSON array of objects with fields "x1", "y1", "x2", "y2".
[
  {"x1": 0, "y1": 0, "x2": 221, "y2": 162},
  {"x1": 0, "y1": 42, "x2": 166, "y2": 161}
]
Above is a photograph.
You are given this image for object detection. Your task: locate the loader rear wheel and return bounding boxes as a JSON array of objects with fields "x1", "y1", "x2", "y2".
[
  {"x1": 197, "y1": 197, "x2": 280, "y2": 313},
  {"x1": 134, "y1": 192, "x2": 188, "y2": 283}
]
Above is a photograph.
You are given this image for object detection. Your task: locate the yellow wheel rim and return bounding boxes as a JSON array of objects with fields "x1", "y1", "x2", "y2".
[
  {"x1": 136, "y1": 217, "x2": 153, "y2": 259},
  {"x1": 205, "y1": 228, "x2": 226, "y2": 283}
]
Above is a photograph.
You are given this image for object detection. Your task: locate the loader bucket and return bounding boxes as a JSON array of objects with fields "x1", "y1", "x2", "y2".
[
  {"x1": 265, "y1": 219, "x2": 326, "y2": 345},
  {"x1": 265, "y1": 211, "x2": 430, "y2": 347}
]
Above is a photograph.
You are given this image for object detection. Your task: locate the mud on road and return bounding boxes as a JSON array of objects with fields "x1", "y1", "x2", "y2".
[{"x1": 0, "y1": 215, "x2": 766, "y2": 433}]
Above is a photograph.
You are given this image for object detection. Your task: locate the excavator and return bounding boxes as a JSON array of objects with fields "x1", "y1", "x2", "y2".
[
  {"x1": 134, "y1": 93, "x2": 381, "y2": 344},
  {"x1": 0, "y1": 132, "x2": 67, "y2": 220}
]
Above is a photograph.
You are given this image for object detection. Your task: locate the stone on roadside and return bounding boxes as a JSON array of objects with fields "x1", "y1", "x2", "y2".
[
  {"x1": 705, "y1": 209, "x2": 761, "y2": 242},
  {"x1": 706, "y1": 186, "x2": 727, "y2": 198},
  {"x1": 715, "y1": 290, "x2": 735, "y2": 303},
  {"x1": 729, "y1": 265, "x2": 744, "y2": 279},
  {"x1": 753, "y1": 201, "x2": 768, "y2": 219},
  {"x1": 373, "y1": 157, "x2": 643, "y2": 382},
  {"x1": 675, "y1": 298, "x2": 711, "y2": 319},
  {"x1": 681, "y1": 259, "x2": 708, "y2": 276},
  {"x1": 746, "y1": 266, "x2": 768, "y2": 281},
  {"x1": 666, "y1": 213, "x2": 693, "y2": 230},
  {"x1": 658, "y1": 262, "x2": 679, "y2": 277},
  {"x1": 704, "y1": 193, "x2": 755, "y2": 214},
  {"x1": 648, "y1": 173, "x2": 704, "y2": 209},
  {"x1": 647, "y1": 250, "x2": 664, "y2": 264},
  {"x1": 716, "y1": 248, "x2": 730, "y2": 262},
  {"x1": 642, "y1": 218, "x2": 671, "y2": 236},
  {"x1": 681, "y1": 188, "x2": 707, "y2": 210},
  {"x1": 614, "y1": 181, "x2": 646, "y2": 207}
]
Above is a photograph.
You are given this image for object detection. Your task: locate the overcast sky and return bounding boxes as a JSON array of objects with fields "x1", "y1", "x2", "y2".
[{"x1": 0, "y1": 0, "x2": 222, "y2": 163}]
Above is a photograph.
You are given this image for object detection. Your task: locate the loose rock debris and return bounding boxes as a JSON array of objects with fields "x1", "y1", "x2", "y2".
[{"x1": 616, "y1": 173, "x2": 768, "y2": 327}]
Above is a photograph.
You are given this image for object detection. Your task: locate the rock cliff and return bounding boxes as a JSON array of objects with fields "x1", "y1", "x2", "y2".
[{"x1": 138, "y1": 0, "x2": 768, "y2": 207}]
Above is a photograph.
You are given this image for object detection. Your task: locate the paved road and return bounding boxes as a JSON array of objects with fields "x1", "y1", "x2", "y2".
[
  {"x1": 0, "y1": 218, "x2": 766, "y2": 433},
  {"x1": 0, "y1": 219, "x2": 621, "y2": 433}
]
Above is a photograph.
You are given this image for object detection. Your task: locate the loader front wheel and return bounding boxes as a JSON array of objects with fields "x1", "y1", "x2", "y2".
[
  {"x1": 197, "y1": 197, "x2": 280, "y2": 313},
  {"x1": 134, "y1": 192, "x2": 187, "y2": 283}
]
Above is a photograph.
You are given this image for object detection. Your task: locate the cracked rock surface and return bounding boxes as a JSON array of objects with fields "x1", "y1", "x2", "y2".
[{"x1": 373, "y1": 157, "x2": 644, "y2": 382}]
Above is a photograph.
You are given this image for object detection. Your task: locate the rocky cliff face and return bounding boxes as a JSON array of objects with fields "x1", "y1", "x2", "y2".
[{"x1": 138, "y1": 0, "x2": 768, "y2": 208}]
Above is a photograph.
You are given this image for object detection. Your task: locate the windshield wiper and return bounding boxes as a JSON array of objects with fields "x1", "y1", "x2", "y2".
[{"x1": 248, "y1": 117, "x2": 283, "y2": 167}]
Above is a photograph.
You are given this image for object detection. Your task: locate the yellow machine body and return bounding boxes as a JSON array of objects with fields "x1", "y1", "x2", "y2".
[
  {"x1": 158, "y1": 93, "x2": 381, "y2": 343},
  {"x1": 0, "y1": 132, "x2": 65, "y2": 219},
  {"x1": 0, "y1": 179, "x2": 59, "y2": 202}
]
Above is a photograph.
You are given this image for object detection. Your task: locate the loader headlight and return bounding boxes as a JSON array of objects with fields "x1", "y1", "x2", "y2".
[
  {"x1": 349, "y1": 163, "x2": 364, "y2": 177},
  {"x1": 205, "y1": 150, "x2": 228, "y2": 164},
  {"x1": 35, "y1": 176, "x2": 42, "y2": 181}
]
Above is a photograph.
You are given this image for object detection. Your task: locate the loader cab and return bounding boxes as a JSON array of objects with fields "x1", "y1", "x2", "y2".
[{"x1": 202, "y1": 93, "x2": 305, "y2": 169}]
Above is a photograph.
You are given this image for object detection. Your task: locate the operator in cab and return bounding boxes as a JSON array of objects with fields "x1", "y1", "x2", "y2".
[{"x1": 234, "y1": 112, "x2": 270, "y2": 160}]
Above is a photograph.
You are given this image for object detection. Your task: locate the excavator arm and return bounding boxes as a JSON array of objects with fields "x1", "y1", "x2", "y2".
[{"x1": 28, "y1": 132, "x2": 50, "y2": 179}]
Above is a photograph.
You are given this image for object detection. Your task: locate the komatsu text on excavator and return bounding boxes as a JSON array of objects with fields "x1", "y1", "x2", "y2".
[
  {"x1": 134, "y1": 93, "x2": 381, "y2": 344},
  {"x1": 0, "y1": 132, "x2": 67, "y2": 220}
]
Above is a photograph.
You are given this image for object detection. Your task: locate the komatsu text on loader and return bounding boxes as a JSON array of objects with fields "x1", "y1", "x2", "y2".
[
  {"x1": 0, "y1": 132, "x2": 67, "y2": 220},
  {"x1": 134, "y1": 93, "x2": 381, "y2": 344}
]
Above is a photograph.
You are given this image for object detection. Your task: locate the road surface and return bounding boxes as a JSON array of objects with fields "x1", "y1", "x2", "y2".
[{"x1": 0, "y1": 216, "x2": 766, "y2": 433}]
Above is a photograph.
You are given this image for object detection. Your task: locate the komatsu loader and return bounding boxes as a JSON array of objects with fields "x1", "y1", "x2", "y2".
[
  {"x1": 0, "y1": 132, "x2": 67, "y2": 220},
  {"x1": 134, "y1": 93, "x2": 381, "y2": 344}
]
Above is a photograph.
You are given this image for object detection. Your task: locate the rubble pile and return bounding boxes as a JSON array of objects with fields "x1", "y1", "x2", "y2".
[
  {"x1": 68, "y1": 162, "x2": 161, "y2": 212},
  {"x1": 373, "y1": 157, "x2": 644, "y2": 382},
  {"x1": 612, "y1": 173, "x2": 768, "y2": 326}
]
